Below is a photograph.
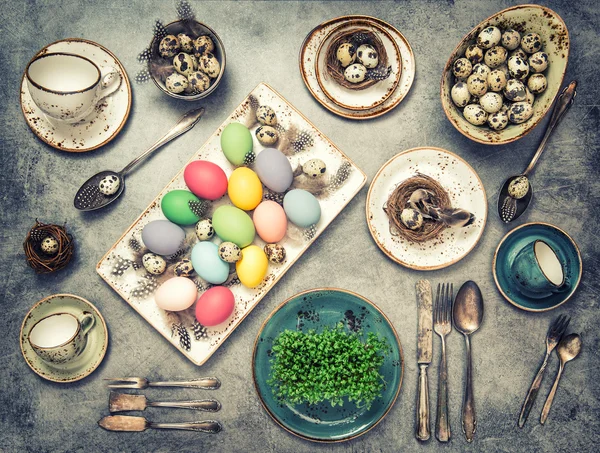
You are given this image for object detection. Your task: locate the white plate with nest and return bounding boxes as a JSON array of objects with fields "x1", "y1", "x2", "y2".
[{"x1": 366, "y1": 147, "x2": 487, "y2": 270}]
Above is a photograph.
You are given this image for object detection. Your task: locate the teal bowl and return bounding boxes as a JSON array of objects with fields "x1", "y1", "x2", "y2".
[{"x1": 252, "y1": 288, "x2": 403, "y2": 442}]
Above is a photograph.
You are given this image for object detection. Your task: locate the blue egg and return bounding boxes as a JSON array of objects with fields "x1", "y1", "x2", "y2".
[
  {"x1": 141, "y1": 220, "x2": 186, "y2": 256},
  {"x1": 191, "y1": 242, "x2": 229, "y2": 284},
  {"x1": 283, "y1": 189, "x2": 321, "y2": 228}
]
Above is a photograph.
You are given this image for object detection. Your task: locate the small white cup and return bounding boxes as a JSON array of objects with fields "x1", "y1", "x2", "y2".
[{"x1": 26, "y1": 52, "x2": 121, "y2": 123}]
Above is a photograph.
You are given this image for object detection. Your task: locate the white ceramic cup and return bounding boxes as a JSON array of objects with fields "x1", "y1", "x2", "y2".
[
  {"x1": 26, "y1": 52, "x2": 121, "y2": 123},
  {"x1": 28, "y1": 311, "x2": 95, "y2": 364}
]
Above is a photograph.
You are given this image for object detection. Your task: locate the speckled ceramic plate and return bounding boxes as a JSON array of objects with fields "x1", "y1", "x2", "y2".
[
  {"x1": 97, "y1": 83, "x2": 367, "y2": 366},
  {"x1": 366, "y1": 147, "x2": 487, "y2": 270},
  {"x1": 300, "y1": 15, "x2": 415, "y2": 119},
  {"x1": 20, "y1": 38, "x2": 132, "y2": 152},
  {"x1": 253, "y1": 288, "x2": 403, "y2": 442},
  {"x1": 493, "y1": 222, "x2": 582, "y2": 312},
  {"x1": 20, "y1": 294, "x2": 108, "y2": 383},
  {"x1": 315, "y1": 19, "x2": 401, "y2": 111}
]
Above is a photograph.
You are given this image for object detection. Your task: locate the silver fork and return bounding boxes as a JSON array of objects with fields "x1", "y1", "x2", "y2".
[
  {"x1": 434, "y1": 283, "x2": 453, "y2": 442},
  {"x1": 518, "y1": 314, "x2": 570, "y2": 427},
  {"x1": 105, "y1": 377, "x2": 221, "y2": 390}
]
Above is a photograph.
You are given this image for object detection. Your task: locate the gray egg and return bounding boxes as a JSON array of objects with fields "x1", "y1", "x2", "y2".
[
  {"x1": 256, "y1": 126, "x2": 279, "y2": 146},
  {"x1": 453, "y1": 58, "x2": 473, "y2": 80},
  {"x1": 256, "y1": 105, "x2": 277, "y2": 126},
  {"x1": 479, "y1": 92, "x2": 503, "y2": 113},
  {"x1": 199, "y1": 53, "x2": 220, "y2": 78},
  {"x1": 99, "y1": 175, "x2": 120, "y2": 195},
  {"x1": 357, "y1": 44, "x2": 379, "y2": 69},
  {"x1": 194, "y1": 35, "x2": 214, "y2": 57},
  {"x1": 195, "y1": 219, "x2": 214, "y2": 241},
  {"x1": 255, "y1": 148, "x2": 293, "y2": 193},
  {"x1": 467, "y1": 73, "x2": 488, "y2": 96},
  {"x1": 464, "y1": 44, "x2": 484, "y2": 64},
  {"x1": 529, "y1": 51, "x2": 549, "y2": 73},
  {"x1": 463, "y1": 104, "x2": 488, "y2": 126},
  {"x1": 159, "y1": 35, "x2": 180, "y2": 58},
  {"x1": 521, "y1": 33, "x2": 542, "y2": 54},
  {"x1": 302, "y1": 159, "x2": 327, "y2": 178},
  {"x1": 501, "y1": 29, "x2": 521, "y2": 50},
  {"x1": 472, "y1": 63, "x2": 491, "y2": 78},
  {"x1": 41, "y1": 236, "x2": 59, "y2": 255},
  {"x1": 336, "y1": 42, "x2": 356, "y2": 67},
  {"x1": 173, "y1": 52, "x2": 196, "y2": 77},
  {"x1": 344, "y1": 63, "x2": 367, "y2": 83},
  {"x1": 487, "y1": 110, "x2": 509, "y2": 130},
  {"x1": 484, "y1": 46, "x2": 507, "y2": 69},
  {"x1": 174, "y1": 259, "x2": 194, "y2": 277},
  {"x1": 186, "y1": 71, "x2": 211, "y2": 94},
  {"x1": 508, "y1": 176, "x2": 530, "y2": 199},
  {"x1": 218, "y1": 242, "x2": 242, "y2": 263},
  {"x1": 451, "y1": 81, "x2": 471, "y2": 107},
  {"x1": 142, "y1": 220, "x2": 186, "y2": 256},
  {"x1": 400, "y1": 208, "x2": 423, "y2": 230},
  {"x1": 264, "y1": 243, "x2": 286, "y2": 264},
  {"x1": 504, "y1": 79, "x2": 527, "y2": 102},
  {"x1": 508, "y1": 102, "x2": 534, "y2": 124},
  {"x1": 165, "y1": 73, "x2": 188, "y2": 94},
  {"x1": 477, "y1": 26, "x2": 501, "y2": 49},
  {"x1": 143, "y1": 253, "x2": 166, "y2": 275},
  {"x1": 177, "y1": 34, "x2": 194, "y2": 53},
  {"x1": 527, "y1": 73, "x2": 547, "y2": 94},
  {"x1": 487, "y1": 69, "x2": 507, "y2": 92},
  {"x1": 508, "y1": 55, "x2": 529, "y2": 80}
]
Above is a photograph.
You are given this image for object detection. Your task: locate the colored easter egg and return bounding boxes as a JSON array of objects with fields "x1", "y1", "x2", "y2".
[
  {"x1": 191, "y1": 242, "x2": 230, "y2": 284},
  {"x1": 141, "y1": 220, "x2": 186, "y2": 256},
  {"x1": 228, "y1": 167, "x2": 263, "y2": 210},
  {"x1": 155, "y1": 277, "x2": 197, "y2": 311},
  {"x1": 184, "y1": 160, "x2": 228, "y2": 200},
  {"x1": 161, "y1": 190, "x2": 202, "y2": 225},
  {"x1": 254, "y1": 148, "x2": 293, "y2": 193},
  {"x1": 195, "y1": 286, "x2": 235, "y2": 326},
  {"x1": 253, "y1": 201, "x2": 287, "y2": 243},
  {"x1": 236, "y1": 245, "x2": 268, "y2": 288},
  {"x1": 221, "y1": 122, "x2": 253, "y2": 166},
  {"x1": 212, "y1": 205, "x2": 256, "y2": 248},
  {"x1": 283, "y1": 189, "x2": 321, "y2": 227}
]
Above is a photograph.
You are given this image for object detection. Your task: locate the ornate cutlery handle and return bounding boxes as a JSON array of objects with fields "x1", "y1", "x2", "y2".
[
  {"x1": 518, "y1": 352, "x2": 550, "y2": 427},
  {"x1": 415, "y1": 364, "x2": 431, "y2": 441},
  {"x1": 540, "y1": 362, "x2": 565, "y2": 424},
  {"x1": 436, "y1": 339, "x2": 451, "y2": 442},
  {"x1": 150, "y1": 377, "x2": 221, "y2": 390},
  {"x1": 150, "y1": 399, "x2": 221, "y2": 411},
  {"x1": 150, "y1": 420, "x2": 222, "y2": 433},
  {"x1": 462, "y1": 334, "x2": 476, "y2": 442}
]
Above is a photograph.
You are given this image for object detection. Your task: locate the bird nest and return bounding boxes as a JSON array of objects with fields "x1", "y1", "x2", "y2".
[
  {"x1": 383, "y1": 174, "x2": 451, "y2": 243},
  {"x1": 23, "y1": 220, "x2": 74, "y2": 273}
]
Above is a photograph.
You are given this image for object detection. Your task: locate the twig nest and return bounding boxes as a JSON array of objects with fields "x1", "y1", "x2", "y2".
[{"x1": 23, "y1": 220, "x2": 74, "y2": 273}]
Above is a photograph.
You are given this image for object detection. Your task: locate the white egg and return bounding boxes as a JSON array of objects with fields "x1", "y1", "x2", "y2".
[
  {"x1": 479, "y1": 92, "x2": 503, "y2": 113},
  {"x1": 507, "y1": 55, "x2": 530, "y2": 80},
  {"x1": 501, "y1": 29, "x2": 521, "y2": 50},
  {"x1": 487, "y1": 110, "x2": 509, "y2": 130},
  {"x1": 356, "y1": 44, "x2": 379, "y2": 69},
  {"x1": 487, "y1": 69, "x2": 507, "y2": 92},
  {"x1": 521, "y1": 33, "x2": 543, "y2": 54},
  {"x1": 465, "y1": 44, "x2": 484, "y2": 64},
  {"x1": 527, "y1": 73, "x2": 547, "y2": 94},
  {"x1": 463, "y1": 104, "x2": 488, "y2": 125},
  {"x1": 529, "y1": 51, "x2": 549, "y2": 73},
  {"x1": 336, "y1": 42, "x2": 356, "y2": 67},
  {"x1": 508, "y1": 102, "x2": 534, "y2": 124},
  {"x1": 344, "y1": 63, "x2": 367, "y2": 83},
  {"x1": 451, "y1": 81, "x2": 471, "y2": 108},
  {"x1": 467, "y1": 73, "x2": 488, "y2": 96},
  {"x1": 452, "y1": 58, "x2": 473, "y2": 80},
  {"x1": 477, "y1": 26, "x2": 501, "y2": 49},
  {"x1": 504, "y1": 79, "x2": 527, "y2": 102},
  {"x1": 484, "y1": 46, "x2": 507, "y2": 69}
]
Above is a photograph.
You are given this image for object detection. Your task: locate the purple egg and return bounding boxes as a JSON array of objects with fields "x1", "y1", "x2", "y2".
[
  {"x1": 141, "y1": 220, "x2": 186, "y2": 256},
  {"x1": 254, "y1": 148, "x2": 293, "y2": 193}
]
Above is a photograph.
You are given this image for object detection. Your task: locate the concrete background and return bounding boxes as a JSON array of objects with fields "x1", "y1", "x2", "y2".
[{"x1": 1, "y1": 1, "x2": 598, "y2": 452}]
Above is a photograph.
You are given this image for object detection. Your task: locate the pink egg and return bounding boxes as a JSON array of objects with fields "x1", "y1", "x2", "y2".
[
  {"x1": 184, "y1": 160, "x2": 228, "y2": 200},
  {"x1": 195, "y1": 286, "x2": 235, "y2": 327},
  {"x1": 253, "y1": 201, "x2": 287, "y2": 243},
  {"x1": 155, "y1": 277, "x2": 198, "y2": 311}
]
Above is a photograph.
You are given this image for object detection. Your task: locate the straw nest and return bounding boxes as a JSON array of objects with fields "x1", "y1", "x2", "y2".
[{"x1": 23, "y1": 220, "x2": 74, "y2": 273}]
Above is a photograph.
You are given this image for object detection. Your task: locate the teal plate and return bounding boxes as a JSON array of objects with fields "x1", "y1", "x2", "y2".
[
  {"x1": 253, "y1": 288, "x2": 403, "y2": 442},
  {"x1": 493, "y1": 222, "x2": 582, "y2": 312}
]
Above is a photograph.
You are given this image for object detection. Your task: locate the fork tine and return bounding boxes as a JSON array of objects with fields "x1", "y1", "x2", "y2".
[
  {"x1": 435, "y1": 283, "x2": 441, "y2": 323},
  {"x1": 447, "y1": 283, "x2": 453, "y2": 324}
]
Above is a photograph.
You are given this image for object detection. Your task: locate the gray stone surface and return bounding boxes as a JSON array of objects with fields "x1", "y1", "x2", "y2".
[{"x1": 1, "y1": 1, "x2": 599, "y2": 452}]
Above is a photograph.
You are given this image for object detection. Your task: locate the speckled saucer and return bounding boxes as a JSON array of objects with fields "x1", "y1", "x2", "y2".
[
  {"x1": 20, "y1": 38, "x2": 131, "y2": 152},
  {"x1": 20, "y1": 294, "x2": 108, "y2": 383}
]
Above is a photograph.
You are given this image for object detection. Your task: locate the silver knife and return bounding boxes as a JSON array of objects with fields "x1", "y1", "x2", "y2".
[{"x1": 416, "y1": 280, "x2": 433, "y2": 441}]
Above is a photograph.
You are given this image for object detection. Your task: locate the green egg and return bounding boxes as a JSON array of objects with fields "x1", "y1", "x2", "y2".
[
  {"x1": 221, "y1": 122, "x2": 254, "y2": 166},
  {"x1": 212, "y1": 205, "x2": 255, "y2": 248},
  {"x1": 161, "y1": 190, "x2": 201, "y2": 225}
]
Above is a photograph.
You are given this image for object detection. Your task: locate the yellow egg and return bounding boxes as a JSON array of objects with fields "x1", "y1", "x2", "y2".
[
  {"x1": 236, "y1": 245, "x2": 268, "y2": 288},
  {"x1": 228, "y1": 168, "x2": 263, "y2": 211}
]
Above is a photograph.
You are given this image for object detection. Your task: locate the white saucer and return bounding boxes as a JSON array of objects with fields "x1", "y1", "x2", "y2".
[{"x1": 20, "y1": 38, "x2": 132, "y2": 152}]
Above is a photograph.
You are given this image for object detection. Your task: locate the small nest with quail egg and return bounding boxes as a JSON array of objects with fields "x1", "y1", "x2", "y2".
[{"x1": 23, "y1": 220, "x2": 74, "y2": 274}]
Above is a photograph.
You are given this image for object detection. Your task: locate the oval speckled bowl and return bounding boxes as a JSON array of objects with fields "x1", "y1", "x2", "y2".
[{"x1": 441, "y1": 4, "x2": 569, "y2": 145}]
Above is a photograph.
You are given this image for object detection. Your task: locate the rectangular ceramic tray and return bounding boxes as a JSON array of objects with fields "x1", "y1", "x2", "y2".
[{"x1": 97, "y1": 83, "x2": 366, "y2": 365}]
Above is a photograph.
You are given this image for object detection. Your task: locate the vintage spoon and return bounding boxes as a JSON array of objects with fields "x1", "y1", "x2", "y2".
[
  {"x1": 74, "y1": 107, "x2": 205, "y2": 211},
  {"x1": 453, "y1": 281, "x2": 484, "y2": 442},
  {"x1": 540, "y1": 333, "x2": 582, "y2": 425},
  {"x1": 498, "y1": 81, "x2": 577, "y2": 223}
]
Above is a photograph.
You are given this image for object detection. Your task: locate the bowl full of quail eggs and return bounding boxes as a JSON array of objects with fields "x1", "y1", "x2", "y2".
[
  {"x1": 149, "y1": 20, "x2": 225, "y2": 101},
  {"x1": 441, "y1": 5, "x2": 569, "y2": 145}
]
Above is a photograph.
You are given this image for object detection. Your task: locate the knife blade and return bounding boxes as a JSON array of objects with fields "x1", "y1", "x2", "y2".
[{"x1": 415, "y1": 279, "x2": 433, "y2": 441}]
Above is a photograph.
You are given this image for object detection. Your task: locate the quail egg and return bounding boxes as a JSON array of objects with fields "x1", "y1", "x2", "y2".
[
  {"x1": 177, "y1": 33, "x2": 194, "y2": 53},
  {"x1": 194, "y1": 35, "x2": 214, "y2": 57},
  {"x1": 356, "y1": 44, "x2": 379, "y2": 69},
  {"x1": 41, "y1": 236, "x2": 59, "y2": 255},
  {"x1": 344, "y1": 63, "x2": 367, "y2": 83},
  {"x1": 521, "y1": 33, "x2": 542, "y2": 54},
  {"x1": 336, "y1": 42, "x2": 356, "y2": 67},
  {"x1": 463, "y1": 104, "x2": 488, "y2": 126},
  {"x1": 465, "y1": 44, "x2": 484, "y2": 64},
  {"x1": 500, "y1": 101, "x2": 512, "y2": 113},
  {"x1": 504, "y1": 78, "x2": 527, "y2": 102},
  {"x1": 159, "y1": 35, "x2": 180, "y2": 58},
  {"x1": 98, "y1": 175, "x2": 120, "y2": 195},
  {"x1": 174, "y1": 259, "x2": 195, "y2": 277},
  {"x1": 143, "y1": 253, "x2": 167, "y2": 275},
  {"x1": 467, "y1": 73, "x2": 488, "y2": 96},
  {"x1": 400, "y1": 208, "x2": 423, "y2": 230},
  {"x1": 186, "y1": 71, "x2": 211, "y2": 94},
  {"x1": 451, "y1": 81, "x2": 471, "y2": 108},
  {"x1": 302, "y1": 158, "x2": 326, "y2": 178},
  {"x1": 264, "y1": 243, "x2": 286, "y2": 264},
  {"x1": 525, "y1": 87, "x2": 535, "y2": 105},
  {"x1": 218, "y1": 242, "x2": 242, "y2": 263},
  {"x1": 479, "y1": 92, "x2": 503, "y2": 113},
  {"x1": 507, "y1": 55, "x2": 529, "y2": 80},
  {"x1": 484, "y1": 46, "x2": 507, "y2": 68},
  {"x1": 472, "y1": 63, "x2": 491, "y2": 78},
  {"x1": 477, "y1": 26, "x2": 501, "y2": 49},
  {"x1": 529, "y1": 51, "x2": 549, "y2": 73},
  {"x1": 190, "y1": 54, "x2": 199, "y2": 70},
  {"x1": 487, "y1": 110, "x2": 509, "y2": 130},
  {"x1": 501, "y1": 29, "x2": 521, "y2": 50},
  {"x1": 195, "y1": 219, "x2": 214, "y2": 241},
  {"x1": 255, "y1": 125, "x2": 279, "y2": 146},
  {"x1": 487, "y1": 69, "x2": 507, "y2": 92},
  {"x1": 509, "y1": 48, "x2": 528, "y2": 61},
  {"x1": 527, "y1": 73, "x2": 547, "y2": 94},
  {"x1": 468, "y1": 94, "x2": 481, "y2": 105},
  {"x1": 165, "y1": 73, "x2": 189, "y2": 94},
  {"x1": 173, "y1": 52, "x2": 196, "y2": 77},
  {"x1": 496, "y1": 63, "x2": 510, "y2": 79},
  {"x1": 452, "y1": 58, "x2": 473, "y2": 80},
  {"x1": 508, "y1": 176, "x2": 530, "y2": 199},
  {"x1": 199, "y1": 53, "x2": 220, "y2": 78},
  {"x1": 256, "y1": 105, "x2": 277, "y2": 126},
  {"x1": 508, "y1": 102, "x2": 534, "y2": 124}
]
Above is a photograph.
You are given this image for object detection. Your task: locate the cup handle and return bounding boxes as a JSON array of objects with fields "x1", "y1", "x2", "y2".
[
  {"x1": 555, "y1": 277, "x2": 571, "y2": 293},
  {"x1": 96, "y1": 66, "x2": 121, "y2": 101},
  {"x1": 80, "y1": 312, "x2": 96, "y2": 337}
]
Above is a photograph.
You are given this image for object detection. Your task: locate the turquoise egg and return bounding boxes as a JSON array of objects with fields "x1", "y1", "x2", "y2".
[
  {"x1": 283, "y1": 189, "x2": 321, "y2": 228},
  {"x1": 212, "y1": 205, "x2": 256, "y2": 248},
  {"x1": 191, "y1": 242, "x2": 229, "y2": 284}
]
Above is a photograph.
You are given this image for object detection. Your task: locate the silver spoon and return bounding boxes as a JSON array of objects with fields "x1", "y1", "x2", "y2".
[
  {"x1": 453, "y1": 280, "x2": 484, "y2": 442},
  {"x1": 74, "y1": 107, "x2": 205, "y2": 211},
  {"x1": 498, "y1": 81, "x2": 577, "y2": 223}
]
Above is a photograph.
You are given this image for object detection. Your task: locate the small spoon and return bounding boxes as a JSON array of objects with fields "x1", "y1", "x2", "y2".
[
  {"x1": 498, "y1": 81, "x2": 577, "y2": 223},
  {"x1": 453, "y1": 281, "x2": 484, "y2": 442},
  {"x1": 540, "y1": 333, "x2": 582, "y2": 425},
  {"x1": 74, "y1": 107, "x2": 205, "y2": 211}
]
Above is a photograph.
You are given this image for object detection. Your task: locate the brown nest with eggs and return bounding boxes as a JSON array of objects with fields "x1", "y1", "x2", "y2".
[
  {"x1": 383, "y1": 174, "x2": 451, "y2": 243},
  {"x1": 23, "y1": 220, "x2": 74, "y2": 273},
  {"x1": 325, "y1": 28, "x2": 388, "y2": 90}
]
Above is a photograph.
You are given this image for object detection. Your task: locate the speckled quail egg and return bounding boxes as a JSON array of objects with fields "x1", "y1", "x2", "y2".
[
  {"x1": 468, "y1": 94, "x2": 481, "y2": 105},
  {"x1": 527, "y1": 73, "x2": 547, "y2": 94},
  {"x1": 199, "y1": 53, "x2": 220, "y2": 78},
  {"x1": 521, "y1": 33, "x2": 542, "y2": 54},
  {"x1": 174, "y1": 259, "x2": 195, "y2": 277},
  {"x1": 484, "y1": 46, "x2": 507, "y2": 69},
  {"x1": 487, "y1": 69, "x2": 507, "y2": 92},
  {"x1": 195, "y1": 219, "x2": 214, "y2": 241},
  {"x1": 507, "y1": 55, "x2": 529, "y2": 80},
  {"x1": 467, "y1": 74, "x2": 488, "y2": 96},
  {"x1": 487, "y1": 110, "x2": 509, "y2": 130},
  {"x1": 500, "y1": 101, "x2": 512, "y2": 113},
  {"x1": 525, "y1": 87, "x2": 535, "y2": 105},
  {"x1": 501, "y1": 29, "x2": 521, "y2": 50},
  {"x1": 451, "y1": 81, "x2": 471, "y2": 108},
  {"x1": 255, "y1": 126, "x2": 279, "y2": 146},
  {"x1": 302, "y1": 158, "x2": 326, "y2": 178},
  {"x1": 190, "y1": 54, "x2": 199, "y2": 70},
  {"x1": 336, "y1": 42, "x2": 356, "y2": 67},
  {"x1": 344, "y1": 63, "x2": 367, "y2": 83},
  {"x1": 264, "y1": 243, "x2": 286, "y2": 264},
  {"x1": 256, "y1": 105, "x2": 277, "y2": 126},
  {"x1": 186, "y1": 71, "x2": 211, "y2": 94},
  {"x1": 529, "y1": 51, "x2": 549, "y2": 73},
  {"x1": 472, "y1": 63, "x2": 491, "y2": 78},
  {"x1": 504, "y1": 78, "x2": 527, "y2": 102},
  {"x1": 177, "y1": 33, "x2": 194, "y2": 53},
  {"x1": 41, "y1": 236, "x2": 59, "y2": 255},
  {"x1": 173, "y1": 52, "x2": 196, "y2": 77},
  {"x1": 463, "y1": 104, "x2": 488, "y2": 126},
  {"x1": 98, "y1": 175, "x2": 120, "y2": 195},
  {"x1": 357, "y1": 44, "x2": 379, "y2": 69},
  {"x1": 496, "y1": 63, "x2": 510, "y2": 79},
  {"x1": 193, "y1": 35, "x2": 214, "y2": 57},
  {"x1": 452, "y1": 58, "x2": 473, "y2": 80},
  {"x1": 465, "y1": 44, "x2": 484, "y2": 64},
  {"x1": 400, "y1": 208, "x2": 423, "y2": 230},
  {"x1": 143, "y1": 253, "x2": 166, "y2": 275},
  {"x1": 479, "y1": 92, "x2": 503, "y2": 113},
  {"x1": 508, "y1": 175, "x2": 530, "y2": 199},
  {"x1": 165, "y1": 73, "x2": 189, "y2": 94},
  {"x1": 218, "y1": 242, "x2": 242, "y2": 263},
  {"x1": 159, "y1": 35, "x2": 180, "y2": 58},
  {"x1": 477, "y1": 26, "x2": 501, "y2": 49},
  {"x1": 508, "y1": 102, "x2": 534, "y2": 124},
  {"x1": 509, "y1": 48, "x2": 528, "y2": 61}
]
